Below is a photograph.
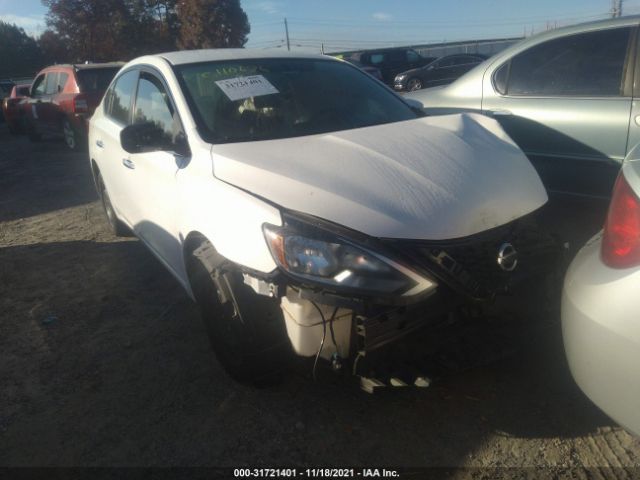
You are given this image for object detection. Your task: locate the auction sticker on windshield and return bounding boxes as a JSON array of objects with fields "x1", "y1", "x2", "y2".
[{"x1": 215, "y1": 75, "x2": 279, "y2": 101}]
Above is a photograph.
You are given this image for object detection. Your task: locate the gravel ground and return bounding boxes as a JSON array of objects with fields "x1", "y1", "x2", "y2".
[{"x1": 0, "y1": 124, "x2": 638, "y2": 477}]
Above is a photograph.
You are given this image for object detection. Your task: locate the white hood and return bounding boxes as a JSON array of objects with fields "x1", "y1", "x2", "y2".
[{"x1": 211, "y1": 113, "x2": 547, "y2": 240}]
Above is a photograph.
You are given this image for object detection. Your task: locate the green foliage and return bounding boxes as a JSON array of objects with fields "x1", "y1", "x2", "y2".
[
  {"x1": 39, "y1": 0, "x2": 251, "y2": 64},
  {"x1": 0, "y1": 21, "x2": 45, "y2": 78},
  {"x1": 177, "y1": 0, "x2": 250, "y2": 49}
]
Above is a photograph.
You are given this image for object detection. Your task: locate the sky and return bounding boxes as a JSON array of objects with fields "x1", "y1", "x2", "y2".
[{"x1": 3, "y1": 0, "x2": 640, "y2": 52}]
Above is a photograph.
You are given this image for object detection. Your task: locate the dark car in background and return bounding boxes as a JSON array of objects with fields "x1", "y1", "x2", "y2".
[
  {"x1": 358, "y1": 48, "x2": 435, "y2": 85},
  {"x1": 0, "y1": 80, "x2": 16, "y2": 123},
  {"x1": 347, "y1": 59, "x2": 384, "y2": 81},
  {"x1": 22, "y1": 62, "x2": 123, "y2": 150},
  {"x1": 2, "y1": 84, "x2": 31, "y2": 134},
  {"x1": 394, "y1": 54, "x2": 487, "y2": 92},
  {"x1": 0, "y1": 80, "x2": 15, "y2": 98}
]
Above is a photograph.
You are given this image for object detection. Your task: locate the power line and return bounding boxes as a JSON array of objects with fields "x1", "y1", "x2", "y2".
[
  {"x1": 285, "y1": 11, "x2": 609, "y2": 27},
  {"x1": 247, "y1": 7, "x2": 625, "y2": 52}
]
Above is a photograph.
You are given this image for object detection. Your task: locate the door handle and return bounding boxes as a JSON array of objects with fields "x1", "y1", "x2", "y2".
[
  {"x1": 122, "y1": 158, "x2": 135, "y2": 170},
  {"x1": 488, "y1": 109, "x2": 512, "y2": 117},
  {"x1": 95, "y1": 140, "x2": 104, "y2": 148}
]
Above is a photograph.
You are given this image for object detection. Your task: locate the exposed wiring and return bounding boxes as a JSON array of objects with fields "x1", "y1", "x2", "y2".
[
  {"x1": 310, "y1": 300, "x2": 327, "y2": 381},
  {"x1": 310, "y1": 303, "x2": 339, "y2": 381},
  {"x1": 352, "y1": 351, "x2": 364, "y2": 376}
]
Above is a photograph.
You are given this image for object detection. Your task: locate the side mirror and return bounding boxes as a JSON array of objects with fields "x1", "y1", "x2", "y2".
[
  {"x1": 120, "y1": 122, "x2": 190, "y2": 156},
  {"x1": 121, "y1": 122, "x2": 167, "y2": 154}
]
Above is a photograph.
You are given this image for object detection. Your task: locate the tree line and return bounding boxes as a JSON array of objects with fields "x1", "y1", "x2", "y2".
[{"x1": 0, "y1": 0, "x2": 250, "y2": 79}]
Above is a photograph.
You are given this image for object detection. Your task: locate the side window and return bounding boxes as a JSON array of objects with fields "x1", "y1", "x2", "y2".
[
  {"x1": 493, "y1": 63, "x2": 509, "y2": 95},
  {"x1": 438, "y1": 57, "x2": 457, "y2": 68},
  {"x1": 31, "y1": 74, "x2": 46, "y2": 97},
  {"x1": 369, "y1": 53, "x2": 385, "y2": 65},
  {"x1": 453, "y1": 56, "x2": 476, "y2": 66},
  {"x1": 406, "y1": 50, "x2": 421, "y2": 63},
  {"x1": 505, "y1": 27, "x2": 632, "y2": 96},
  {"x1": 107, "y1": 70, "x2": 138, "y2": 125},
  {"x1": 45, "y1": 73, "x2": 59, "y2": 95},
  {"x1": 387, "y1": 50, "x2": 404, "y2": 62},
  {"x1": 133, "y1": 72, "x2": 183, "y2": 149},
  {"x1": 57, "y1": 73, "x2": 69, "y2": 93}
]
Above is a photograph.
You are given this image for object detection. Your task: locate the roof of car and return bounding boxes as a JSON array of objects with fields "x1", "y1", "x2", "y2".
[
  {"x1": 73, "y1": 62, "x2": 125, "y2": 70},
  {"x1": 521, "y1": 14, "x2": 640, "y2": 44},
  {"x1": 158, "y1": 49, "x2": 332, "y2": 66},
  {"x1": 43, "y1": 62, "x2": 125, "y2": 71}
]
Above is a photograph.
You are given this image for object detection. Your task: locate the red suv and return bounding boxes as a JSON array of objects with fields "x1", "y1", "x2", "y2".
[{"x1": 23, "y1": 62, "x2": 123, "y2": 150}]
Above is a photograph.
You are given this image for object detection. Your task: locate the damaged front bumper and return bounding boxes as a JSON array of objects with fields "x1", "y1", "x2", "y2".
[{"x1": 244, "y1": 211, "x2": 563, "y2": 374}]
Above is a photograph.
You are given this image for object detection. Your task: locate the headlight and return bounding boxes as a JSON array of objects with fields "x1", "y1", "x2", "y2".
[
  {"x1": 263, "y1": 214, "x2": 436, "y2": 298},
  {"x1": 395, "y1": 74, "x2": 407, "y2": 82}
]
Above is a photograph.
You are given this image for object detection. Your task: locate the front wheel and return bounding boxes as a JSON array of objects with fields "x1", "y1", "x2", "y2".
[
  {"x1": 188, "y1": 243, "x2": 292, "y2": 384},
  {"x1": 97, "y1": 173, "x2": 129, "y2": 237},
  {"x1": 407, "y1": 77, "x2": 423, "y2": 91}
]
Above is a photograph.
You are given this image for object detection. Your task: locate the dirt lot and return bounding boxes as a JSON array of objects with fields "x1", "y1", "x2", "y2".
[{"x1": 0, "y1": 123, "x2": 639, "y2": 475}]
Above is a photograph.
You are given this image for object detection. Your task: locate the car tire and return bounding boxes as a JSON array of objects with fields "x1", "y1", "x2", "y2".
[
  {"x1": 188, "y1": 242, "x2": 292, "y2": 384},
  {"x1": 407, "y1": 78, "x2": 423, "y2": 91},
  {"x1": 63, "y1": 119, "x2": 83, "y2": 151},
  {"x1": 97, "y1": 173, "x2": 129, "y2": 237}
]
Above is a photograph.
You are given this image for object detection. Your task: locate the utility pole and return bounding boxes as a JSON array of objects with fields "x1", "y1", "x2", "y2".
[
  {"x1": 284, "y1": 18, "x2": 290, "y2": 51},
  {"x1": 611, "y1": 0, "x2": 623, "y2": 18}
]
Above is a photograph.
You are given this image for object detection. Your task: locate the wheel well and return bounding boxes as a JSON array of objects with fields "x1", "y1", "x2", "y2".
[{"x1": 183, "y1": 231, "x2": 211, "y2": 280}]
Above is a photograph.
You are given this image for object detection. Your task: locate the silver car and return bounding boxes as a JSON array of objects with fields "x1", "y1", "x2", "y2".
[
  {"x1": 407, "y1": 16, "x2": 640, "y2": 199},
  {"x1": 562, "y1": 143, "x2": 640, "y2": 436}
]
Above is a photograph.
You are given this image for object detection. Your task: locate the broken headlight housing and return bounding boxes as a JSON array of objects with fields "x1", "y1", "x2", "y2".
[{"x1": 263, "y1": 213, "x2": 436, "y2": 299}]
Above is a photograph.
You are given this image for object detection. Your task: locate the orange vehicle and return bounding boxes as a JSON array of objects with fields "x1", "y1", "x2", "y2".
[
  {"x1": 2, "y1": 83, "x2": 30, "y2": 134},
  {"x1": 22, "y1": 62, "x2": 123, "y2": 150}
]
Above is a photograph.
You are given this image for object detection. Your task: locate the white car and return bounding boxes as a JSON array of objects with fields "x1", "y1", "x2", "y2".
[
  {"x1": 562, "y1": 145, "x2": 640, "y2": 435},
  {"x1": 89, "y1": 49, "x2": 555, "y2": 384}
]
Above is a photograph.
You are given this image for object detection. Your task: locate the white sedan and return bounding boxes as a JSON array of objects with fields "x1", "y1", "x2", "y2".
[
  {"x1": 89, "y1": 49, "x2": 555, "y2": 384},
  {"x1": 562, "y1": 146, "x2": 640, "y2": 435}
]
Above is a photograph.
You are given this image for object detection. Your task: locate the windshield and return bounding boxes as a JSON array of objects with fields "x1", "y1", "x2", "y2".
[
  {"x1": 77, "y1": 68, "x2": 121, "y2": 93},
  {"x1": 175, "y1": 58, "x2": 417, "y2": 143}
]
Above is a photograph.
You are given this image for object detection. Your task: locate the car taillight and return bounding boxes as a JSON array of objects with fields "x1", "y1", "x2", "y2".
[
  {"x1": 601, "y1": 173, "x2": 640, "y2": 268},
  {"x1": 73, "y1": 95, "x2": 88, "y2": 114}
]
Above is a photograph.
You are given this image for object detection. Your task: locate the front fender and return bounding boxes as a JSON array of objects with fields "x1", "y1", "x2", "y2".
[{"x1": 177, "y1": 156, "x2": 282, "y2": 277}]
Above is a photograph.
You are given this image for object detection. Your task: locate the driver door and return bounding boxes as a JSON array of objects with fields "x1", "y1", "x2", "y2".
[{"x1": 124, "y1": 70, "x2": 188, "y2": 274}]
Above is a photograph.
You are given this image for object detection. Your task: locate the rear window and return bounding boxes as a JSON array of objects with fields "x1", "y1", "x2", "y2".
[
  {"x1": 77, "y1": 68, "x2": 121, "y2": 93},
  {"x1": 16, "y1": 86, "x2": 30, "y2": 96},
  {"x1": 176, "y1": 58, "x2": 417, "y2": 144}
]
